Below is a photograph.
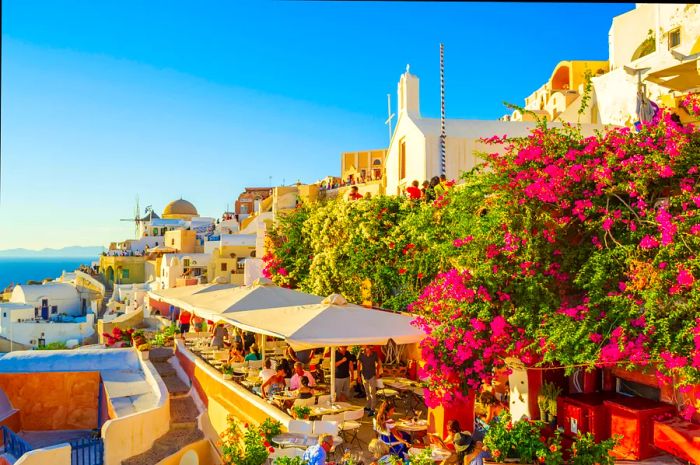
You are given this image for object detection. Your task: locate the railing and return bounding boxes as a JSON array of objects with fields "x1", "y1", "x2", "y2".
[
  {"x1": 1, "y1": 425, "x2": 32, "y2": 459},
  {"x1": 69, "y1": 437, "x2": 104, "y2": 465}
]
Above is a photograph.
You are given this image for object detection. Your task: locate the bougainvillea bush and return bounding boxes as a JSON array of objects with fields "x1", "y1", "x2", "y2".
[{"x1": 265, "y1": 109, "x2": 700, "y2": 415}]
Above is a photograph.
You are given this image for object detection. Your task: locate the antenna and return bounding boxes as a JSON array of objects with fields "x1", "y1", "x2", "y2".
[
  {"x1": 385, "y1": 93, "x2": 395, "y2": 144},
  {"x1": 439, "y1": 43, "x2": 446, "y2": 176}
]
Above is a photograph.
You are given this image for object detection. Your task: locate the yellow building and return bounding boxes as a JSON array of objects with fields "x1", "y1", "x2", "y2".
[
  {"x1": 99, "y1": 255, "x2": 146, "y2": 286},
  {"x1": 340, "y1": 149, "x2": 387, "y2": 184},
  {"x1": 164, "y1": 229, "x2": 198, "y2": 253},
  {"x1": 207, "y1": 237, "x2": 257, "y2": 285},
  {"x1": 509, "y1": 60, "x2": 609, "y2": 124}
]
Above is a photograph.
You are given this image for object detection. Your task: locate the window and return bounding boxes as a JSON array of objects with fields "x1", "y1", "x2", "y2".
[
  {"x1": 51, "y1": 306, "x2": 58, "y2": 315},
  {"x1": 122, "y1": 269, "x2": 129, "y2": 279},
  {"x1": 34, "y1": 308, "x2": 39, "y2": 318},
  {"x1": 617, "y1": 378, "x2": 660, "y2": 402},
  {"x1": 399, "y1": 139, "x2": 406, "y2": 180},
  {"x1": 183, "y1": 259, "x2": 190, "y2": 267},
  {"x1": 668, "y1": 28, "x2": 681, "y2": 49},
  {"x1": 221, "y1": 263, "x2": 228, "y2": 272},
  {"x1": 171, "y1": 239, "x2": 175, "y2": 246}
]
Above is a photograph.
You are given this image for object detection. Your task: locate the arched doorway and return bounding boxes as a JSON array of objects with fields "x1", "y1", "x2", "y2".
[{"x1": 105, "y1": 266, "x2": 115, "y2": 284}]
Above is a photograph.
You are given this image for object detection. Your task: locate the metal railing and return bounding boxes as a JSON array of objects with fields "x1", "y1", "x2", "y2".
[
  {"x1": 70, "y1": 436, "x2": 104, "y2": 465},
  {"x1": 1, "y1": 425, "x2": 32, "y2": 459}
]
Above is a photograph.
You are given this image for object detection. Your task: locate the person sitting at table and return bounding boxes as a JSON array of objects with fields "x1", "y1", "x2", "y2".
[
  {"x1": 210, "y1": 323, "x2": 229, "y2": 349},
  {"x1": 373, "y1": 400, "x2": 411, "y2": 459},
  {"x1": 259, "y1": 358, "x2": 276, "y2": 384},
  {"x1": 464, "y1": 441, "x2": 491, "y2": 465},
  {"x1": 244, "y1": 343, "x2": 262, "y2": 361},
  {"x1": 298, "y1": 376, "x2": 315, "y2": 399},
  {"x1": 430, "y1": 420, "x2": 474, "y2": 465},
  {"x1": 261, "y1": 367, "x2": 286, "y2": 399},
  {"x1": 290, "y1": 362, "x2": 316, "y2": 390},
  {"x1": 277, "y1": 358, "x2": 293, "y2": 378},
  {"x1": 229, "y1": 342, "x2": 245, "y2": 363},
  {"x1": 368, "y1": 438, "x2": 392, "y2": 465},
  {"x1": 302, "y1": 434, "x2": 335, "y2": 465}
]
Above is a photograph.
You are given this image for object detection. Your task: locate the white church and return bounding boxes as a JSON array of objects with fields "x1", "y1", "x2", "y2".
[{"x1": 384, "y1": 67, "x2": 606, "y2": 196}]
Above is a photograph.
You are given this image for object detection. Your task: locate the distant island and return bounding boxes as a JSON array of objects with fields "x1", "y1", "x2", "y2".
[{"x1": 0, "y1": 246, "x2": 106, "y2": 258}]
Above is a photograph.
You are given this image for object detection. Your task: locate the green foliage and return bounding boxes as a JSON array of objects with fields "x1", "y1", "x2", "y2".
[
  {"x1": 291, "y1": 405, "x2": 311, "y2": 419},
  {"x1": 220, "y1": 416, "x2": 282, "y2": 465},
  {"x1": 570, "y1": 433, "x2": 620, "y2": 465},
  {"x1": 273, "y1": 457, "x2": 307, "y2": 465},
  {"x1": 483, "y1": 413, "x2": 551, "y2": 462},
  {"x1": 35, "y1": 341, "x2": 68, "y2": 350},
  {"x1": 406, "y1": 447, "x2": 434, "y2": 465}
]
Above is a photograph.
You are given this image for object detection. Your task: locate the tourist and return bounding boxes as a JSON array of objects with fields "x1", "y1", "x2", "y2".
[
  {"x1": 431, "y1": 176, "x2": 445, "y2": 198},
  {"x1": 170, "y1": 305, "x2": 180, "y2": 324},
  {"x1": 421, "y1": 180, "x2": 430, "y2": 198},
  {"x1": 277, "y1": 358, "x2": 293, "y2": 378},
  {"x1": 298, "y1": 376, "x2": 315, "y2": 399},
  {"x1": 357, "y1": 345, "x2": 382, "y2": 415},
  {"x1": 364, "y1": 192, "x2": 373, "y2": 200},
  {"x1": 290, "y1": 362, "x2": 316, "y2": 390},
  {"x1": 348, "y1": 186, "x2": 363, "y2": 201},
  {"x1": 261, "y1": 367, "x2": 286, "y2": 399},
  {"x1": 431, "y1": 420, "x2": 474, "y2": 465},
  {"x1": 178, "y1": 311, "x2": 191, "y2": 337},
  {"x1": 424, "y1": 179, "x2": 437, "y2": 203},
  {"x1": 229, "y1": 342, "x2": 245, "y2": 363},
  {"x1": 368, "y1": 438, "x2": 392, "y2": 465},
  {"x1": 373, "y1": 400, "x2": 411, "y2": 459},
  {"x1": 302, "y1": 434, "x2": 335, "y2": 465},
  {"x1": 406, "y1": 180, "x2": 422, "y2": 201},
  {"x1": 259, "y1": 358, "x2": 276, "y2": 385},
  {"x1": 211, "y1": 323, "x2": 229, "y2": 349},
  {"x1": 244, "y1": 343, "x2": 261, "y2": 361},
  {"x1": 334, "y1": 346, "x2": 356, "y2": 402},
  {"x1": 243, "y1": 331, "x2": 256, "y2": 351}
]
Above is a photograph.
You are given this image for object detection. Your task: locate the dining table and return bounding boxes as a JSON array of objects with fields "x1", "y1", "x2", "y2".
[
  {"x1": 272, "y1": 432, "x2": 343, "y2": 449},
  {"x1": 395, "y1": 418, "x2": 429, "y2": 443},
  {"x1": 408, "y1": 446, "x2": 452, "y2": 463},
  {"x1": 309, "y1": 401, "x2": 362, "y2": 418}
]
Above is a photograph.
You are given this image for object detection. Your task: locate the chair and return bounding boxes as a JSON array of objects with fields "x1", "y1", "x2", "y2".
[
  {"x1": 316, "y1": 394, "x2": 331, "y2": 406},
  {"x1": 341, "y1": 408, "x2": 365, "y2": 448},
  {"x1": 313, "y1": 420, "x2": 339, "y2": 436},
  {"x1": 268, "y1": 447, "x2": 304, "y2": 458},
  {"x1": 292, "y1": 397, "x2": 316, "y2": 408},
  {"x1": 321, "y1": 413, "x2": 345, "y2": 424},
  {"x1": 288, "y1": 420, "x2": 313, "y2": 435},
  {"x1": 248, "y1": 359, "x2": 264, "y2": 370}
]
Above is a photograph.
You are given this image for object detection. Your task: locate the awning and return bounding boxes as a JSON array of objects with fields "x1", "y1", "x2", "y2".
[
  {"x1": 646, "y1": 59, "x2": 700, "y2": 92},
  {"x1": 227, "y1": 294, "x2": 425, "y2": 350}
]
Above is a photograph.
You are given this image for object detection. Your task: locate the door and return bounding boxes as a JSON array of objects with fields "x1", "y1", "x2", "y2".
[{"x1": 41, "y1": 299, "x2": 49, "y2": 320}]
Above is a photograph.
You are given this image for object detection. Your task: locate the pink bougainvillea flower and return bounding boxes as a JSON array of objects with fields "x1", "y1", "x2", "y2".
[{"x1": 639, "y1": 235, "x2": 659, "y2": 249}]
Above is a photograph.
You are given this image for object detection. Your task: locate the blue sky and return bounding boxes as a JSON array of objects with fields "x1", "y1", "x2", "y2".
[{"x1": 0, "y1": 1, "x2": 633, "y2": 250}]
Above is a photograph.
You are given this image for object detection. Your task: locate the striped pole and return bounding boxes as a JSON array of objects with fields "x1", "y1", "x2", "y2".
[{"x1": 440, "y1": 43, "x2": 446, "y2": 176}]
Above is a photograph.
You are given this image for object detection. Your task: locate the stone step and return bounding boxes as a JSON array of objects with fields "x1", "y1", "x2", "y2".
[
  {"x1": 170, "y1": 397, "x2": 199, "y2": 425},
  {"x1": 162, "y1": 374, "x2": 190, "y2": 396},
  {"x1": 149, "y1": 347, "x2": 174, "y2": 363},
  {"x1": 121, "y1": 428, "x2": 203, "y2": 465},
  {"x1": 152, "y1": 362, "x2": 176, "y2": 377}
]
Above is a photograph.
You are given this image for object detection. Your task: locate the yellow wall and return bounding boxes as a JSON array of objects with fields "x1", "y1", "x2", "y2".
[
  {"x1": 0, "y1": 372, "x2": 100, "y2": 430},
  {"x1": 164, "y1": 229, "x2": 197, "y2": 253},
  {"x1": 14, "y1": 444, "x2": 71, "y2": 465},
  {"x1": 207, "y1": 245, "x2": 255, "y2": 285},
  {"x1": 99, "y1": 256, "x2": 146, "y2": 285},
  {"x1": 340, "y1": 149, "x2": 387, "y2": 182}
]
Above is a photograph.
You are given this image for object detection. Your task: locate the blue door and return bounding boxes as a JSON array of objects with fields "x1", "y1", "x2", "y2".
[{"x1": 41, "y1": 299, "x2": 49, "y2": 320}]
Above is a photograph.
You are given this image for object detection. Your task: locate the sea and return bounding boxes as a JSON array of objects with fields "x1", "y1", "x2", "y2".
[{"x1": 0, "y1": 257, "x2": 97, "y2": 290}]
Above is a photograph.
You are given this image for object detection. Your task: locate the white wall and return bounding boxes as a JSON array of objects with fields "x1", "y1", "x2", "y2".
[
  {"x1": 14, "y1": 443, "x2": 71, "y2": 465},
  {"x1": 10, "y1": 284, "x2": 81, "y2": 316},
  {"x1": 0, "y1": 314, "x2": 96, "y2": 346},
  {"x1": 102, "y1": 358, "x2": 171, "y2": 465},
  {"x1": 385, "y1": 114, "x2": 427, "y2": 195}
]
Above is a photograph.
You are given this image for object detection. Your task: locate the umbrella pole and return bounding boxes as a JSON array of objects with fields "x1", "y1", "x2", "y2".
[
  {"x1": 262, "y1": 335, "x2": 266, "y2": 363},
  {"x1": 330, "y1": 348, "x2": 336, "y2": 405}
]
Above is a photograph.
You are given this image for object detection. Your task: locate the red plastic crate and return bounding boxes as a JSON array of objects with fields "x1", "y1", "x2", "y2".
[
  {"x1": 653, "y1": 418, "x2": 700, "y2": 465},
  {"x1": 604, "y1": 396, "x2": 676, "y2": 460},
  {"x1": 557, "y1": 392, "x2": 614, "y2": 441}
]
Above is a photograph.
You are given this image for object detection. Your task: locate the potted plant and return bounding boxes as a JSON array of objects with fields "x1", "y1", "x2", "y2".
[
  {"x1": 538, "y1": 382, "x2": 562, "y2": 424},
  {"x1": 137, "y1": 343, "x2": 151, "y2": 360},
  {"x1": 483, "y1": 413, "x2": 554, "y2": 464},
  {"x1": 222, "y1": 365, "x2": 235, "y2": 380},
  {"x1": 220, "y1": 415, "x2": 282, "y2": 465},
  {"x1": 569, "y1": 433, "x2": 620, "y2": 465},
  {"x1": 291, "y1": 405, "x2": 311, "y2": 420},
  {"x1": 273, "y1": 457, "x2": 306, "y2": 465}
]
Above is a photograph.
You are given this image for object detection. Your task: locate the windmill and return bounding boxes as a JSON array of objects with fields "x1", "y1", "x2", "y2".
[{"x1": 119, "y1": 196, "x2": 148, "y2": 239}]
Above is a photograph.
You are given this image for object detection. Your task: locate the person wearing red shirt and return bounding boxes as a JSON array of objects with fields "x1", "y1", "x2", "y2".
[
  {"x1": 406, "y1": 180, "x2": 422, "y2": 200},
  {"x1": 178, "y1": 311, "x2": 192, "y2": 336},
  {"x1": 348, "y1": 186, "x2": 363, "y2": 201}
]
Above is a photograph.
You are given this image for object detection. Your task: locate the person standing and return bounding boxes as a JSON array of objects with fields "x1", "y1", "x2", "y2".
[
  {"x1": 178, "y1": 311, "x2": 191, "y2": 337},
  {"x1": 406, "y1": 180, "x2": 423, "y2": 201},
  {"x1": 348, "y1": 186, "x2": 363, "y2": 201},
  {"x1": 334, "y1": 346, "x2": 356, "y2": 401},
  {"x1": 357, "y1": 345, "x2": 382, "y2": 415}
]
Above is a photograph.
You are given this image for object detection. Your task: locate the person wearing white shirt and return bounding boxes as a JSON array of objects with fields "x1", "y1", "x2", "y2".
[
  {"x1": 289, "y1": 361, "x2": 316, "y2": 390},
  {"x1": 259, "y1": 358, "x2": 276, "y2": 385}
]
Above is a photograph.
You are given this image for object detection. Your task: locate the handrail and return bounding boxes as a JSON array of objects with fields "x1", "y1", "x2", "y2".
[{"x1": 1, "y1": 425, "x2": 32, "y2": 459}]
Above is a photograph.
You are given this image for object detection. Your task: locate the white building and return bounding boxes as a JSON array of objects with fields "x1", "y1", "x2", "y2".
[
  {"x1": 158, "y1": 253, "x2": 213, "y2": 290},
  {"x1": 385, "y1": 68, "x2": 608, "y2": 195},
  {"x1": 0, "y1": 282, "x2": 96, "y2": 347}
]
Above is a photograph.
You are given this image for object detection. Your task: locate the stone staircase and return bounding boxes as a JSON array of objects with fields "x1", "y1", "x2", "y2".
[{"x1": 122, "y1": 347, "x2": 204, "y2": 465}]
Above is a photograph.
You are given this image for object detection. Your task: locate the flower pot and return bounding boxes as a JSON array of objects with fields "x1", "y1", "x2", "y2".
[
  {"x1": 223, "y1": 373, "x2": 233, "y2": 380},
  {"x1": 139, "y1": 350, "x2": 149, "y2": 361}
]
